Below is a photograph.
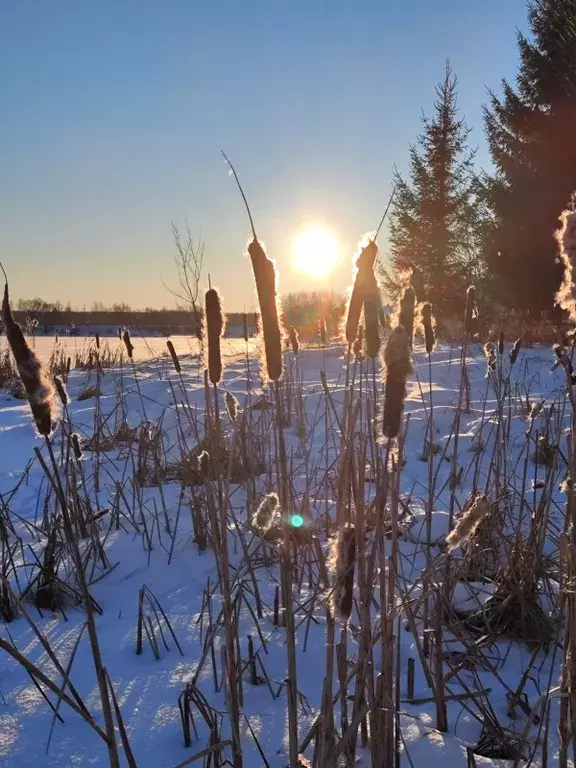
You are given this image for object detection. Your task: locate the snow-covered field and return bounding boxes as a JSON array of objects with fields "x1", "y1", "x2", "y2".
[{"x1": 0, "y1": 336, "x2": 570, "y2": 766}]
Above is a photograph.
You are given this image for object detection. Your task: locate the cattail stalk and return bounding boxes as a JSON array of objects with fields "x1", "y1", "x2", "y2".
[
  {"x1": 205, "y1": 288, "x2": 225, "y2": 385},
  {"x1": 2, "y1": 275, "x2": 56, "y2": 436},
  {"x1": 225, "y1": 391, "x2": 238, "y2": 422},
  {"x1": 364, "y1": 272, "x2": 381, "y2": 359},
  {"x1": 382, "y1": 327, "x2": 412, "y2": 439},
  {"x1": 328, "y1": 524, "x2": 357, "y2": 620},
  {"x1": 464, "y1": 286, "x2": 478, "y2": 339},
  {"x1": 398, "y1": 286, "x2": 416, "y2": 347},
  {"x1": 166, "y1": 340, "x2": 181, "y2": 373},
  {"x1": 54, "y1": 375, "x2": 69, "y2": 406},
  {"x1": 248, "y1": 240, "x2": 282, "y2": 381},
  {"x1": 421, "y1": 303, "x2": 436, "y2": 354},
  {"x1": 288, "y1": 325, "x2": 299, "y2": 356},
  {"x1": 344, "y1": 241, "x2": 378, "y2": 346}
]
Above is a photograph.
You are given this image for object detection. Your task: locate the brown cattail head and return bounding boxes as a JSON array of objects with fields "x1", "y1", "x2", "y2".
[
  {"x1": 464, "y1": 286, "x2": 479, "y2": 338},
  {"x1": 498, "y1": 330, "x2": 504, "y2": 356},
  {"x1": 252, "y1": 493, "x2": 280, "y2": 534},
  {"x1": 195, "y1": 450, "x2": 210, "y2": 476},
  {"x1": 327, "y1": 524, "x2": 357, "y2": 621},
  {"x1": 398, "y1": 286, "x2": 416, "y2": 347},
  {"x1": 205, "y1": 287, "x2": 225, "y2": 385},
  {"x1": 71, "y1": 433, "x2": 83, "y2": 460},
  {"x1": 2, "y1": 279, "x2": 56, "y2": 436},
  {"x1": 352, "y1": 324, "x2": 365, "y2": 361},
  {"x1": 117, "y1": 326, "x2": 122, "y2": 340},
  {"x1": 225, "y1": 390, "x2": 238, "y2": 421},
  {"x1": 194, "y1": 308, "x2": 204, "y2": 344},
  {"x1": 242, "y1": 312, "x2": 249, "y2": 343},
  {"x1": 445, "y1": 494, "x2": 492, "y2": 552},
  {"x1": 483, "y1": 341, "x2": 496, "y2": 372},
  {"x1": 288, "y1": 325, "x2": 299, "y2": 355},
  {"x1": 95, "y1": 332, "x2": 100, "y2": 350},
  {"x1": 248, "y1": 238, "x2": 283, "y2": 381},
  {"x1": 166, "y1": 340, "x2": 181, "y2": 373},
  {"x1": 555, "y1": 209, "x2": 576, "y2": 325},
  {"x1": 364, "y1": 271, "x2": 381, "y2": 359},
  {"x1": 344, "y1": 240, "x2": 378, "y2": 345},
  {"x1": 421, "y1": 302, "x2": 436, "y2": 354},
  {"x1": 122, "y1": 330, "x2": 134, "y2": 358},
  {"x1": 54, "y1": 375, "x2": 69, "y2": 406},
  {"x1": 382, "y1": 326, "x2": 412, "y2": 439},
  {"x1": 510, "y1": 336, "x2": 522, "y2": 366},
  {"x1": 320, "y1": 317, "x2": 327, "y2": 348}
]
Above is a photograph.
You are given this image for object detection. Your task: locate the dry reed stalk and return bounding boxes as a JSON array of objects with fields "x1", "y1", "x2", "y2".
[
  {"x1": 205, "y1": 288, "x2": 225, "y2": 385},
  {"x1": 421, "y1": 302, "x2": 436, "y2": 354},
  {"x1": 1, "y1": 273, "x2": 56, "y2": 436},
  {"x1": 289, "y1": 325, "x2": 300, "y2": 355},
  {"x1": 382, "y1": 327, "x2": 412, "y2": 439},
  {"x1": 445, "y1": 494, "x2": 491, "y2": 552},
  {"x1": 166, "y1": 340, "x2": 181, "y2": 373}
]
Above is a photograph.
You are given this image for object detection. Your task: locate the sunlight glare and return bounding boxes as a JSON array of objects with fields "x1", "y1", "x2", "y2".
[{"x1": 293, "y1": 227, "x2": 339, "y2": 278}]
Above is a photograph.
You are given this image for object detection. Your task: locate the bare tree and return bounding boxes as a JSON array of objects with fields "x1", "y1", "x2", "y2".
[{"x1": 163, "y1": 221, "x2": 204, "y2": 342}]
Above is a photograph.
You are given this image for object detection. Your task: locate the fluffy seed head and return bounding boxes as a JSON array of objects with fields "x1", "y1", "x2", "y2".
[
  {"x1": 2, "y1": 279, "x2": 57, "y2": 436},
  {"x1": 195, "y1": 450, "x2": 210, "y2": 476},
  {"x1": 205, "y1": 287, "x2": 226, "y2": 385},
  {"x1": 344, "y1": 239, "x2": 378, "y2": 345},
  {"x1": 446, "y1": 494, "x2": 492, "y2": 552},
  {"x1": 398, "y1": 286, "x2": 416, "y2": 347},
  {"x1": 484, "y1": 341, "x2": 496, "y2": 372},
  {"x1": 327, "y1": 524, "x2": 357, "y2": 621},
  {"x1": 352, "y1": 324, "x2": 364, "y2": 361},
  {"x1": 252, "y1": 493, "x2": 280, "y2": 534},
  {"x1": 363, "y1": 271, "x2": 381, "y2": 358},
  {"x1": 555, "y1": 209, "x2": 576, "y2": 324},
  {"x1": 117, "y1": 326, "x2": 122, "y2": 340},
  {"x1": 54, "y1": 375, "x2": 69, "y2": 406},
  {"x1": 248, "y1": 238, "x2": 283, "y2": 381},
  {"x1": 510, "y1": 337, "x2": 522, "y2": 366}
]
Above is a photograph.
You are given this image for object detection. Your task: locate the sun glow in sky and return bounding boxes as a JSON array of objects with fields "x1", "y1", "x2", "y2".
[{"x1": 293, "y1": 227, "x2": 339, "y2": 278}]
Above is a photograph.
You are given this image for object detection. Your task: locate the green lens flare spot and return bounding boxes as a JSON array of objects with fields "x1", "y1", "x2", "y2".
[{"x1": 290, "y1": 514, "x2": 304, "y2": 528}]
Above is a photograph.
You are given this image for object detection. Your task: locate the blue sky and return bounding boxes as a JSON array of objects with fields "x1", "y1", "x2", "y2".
[{"x1": 0, "y1": 0, "x2": 529, "y2": 310}]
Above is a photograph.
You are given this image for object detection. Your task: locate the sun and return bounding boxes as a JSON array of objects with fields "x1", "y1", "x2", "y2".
[{"x1": 293, "y1": 227, "x2": 339, "y2": 278}]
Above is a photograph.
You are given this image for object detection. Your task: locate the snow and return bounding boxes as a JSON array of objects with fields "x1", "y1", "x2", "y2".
[{"x1": 0, "y1": 336, "x2": 570, "y2": 766}]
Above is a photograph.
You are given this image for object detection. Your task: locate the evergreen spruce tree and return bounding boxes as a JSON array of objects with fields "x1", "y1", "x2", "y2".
[
  {"x1": 484, "y1": 0, "x2": 576, "y2": 312},
  {"x1": 383, "y1": 64, "x2": 484, "y2": 315}
]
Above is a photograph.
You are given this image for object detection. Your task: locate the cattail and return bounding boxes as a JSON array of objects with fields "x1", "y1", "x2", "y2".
[
  {"x1": 289, "y1": 325, "x2": 299, "y2": 355},
  {"x1": 382, "y1": 326, "x2": 412, "y2": 439},
  {"x1": 166, "y1": 340, "x2": 181, "y2": 373},
  {"x1": 66, "y1": 357, "x2": 71, "y2": 377},
  {"x1": 205, "y1": 288, "x2": 225, "y2": 384},
  {"x1": 364, "y1": 271, "x2": 381, "y2": 359},
  {"x1": 248, "y1": 239, "x2": 283, "y2": 380},
  {"x1": 2, "y1": 275, "x2": 56, "y2": 436},
  {"x1": 483, "y1": 341, "x2": 496, "y2": 372},
  {"x1": 344, "y1": 240, "x2": 378, "y2": 345},
  {"x1": 398, "y1": 286, "x2": 415, "y2": 347},
  {"x1": 194, "y1": 308, "x2": 204, "y2": 345},
  {"x1": 54, "y1": 375, "x2": 69, "y2": 406},
  {"x1": 320, "y1": 317, "x2": 327, "y2": 348},
  {"x1": 117, "y1": 326, "x2": 122, "y2": 340},
  {"x1": 378, "y1": 306, "x2": 389, "y2": 331},
  {"x1": 498, "y1": 330, "x2": 504, "y2": 356},
  {"x1": 464, "y1": 286, "x2": 478, "y2": 338},
  {"x1": 242, "y1": 312, "x2": 249, "y2": 343},
  {"x1": 327, "y1": 524, "x2": 357, "y2": 621},
  {"x1": 71, "y1": 433, "x2": 83, "y2": 460},
  {"x1": 352, "y1": 324, "x2": 364, "y2": 361},
  {"x1": 421, "y1": 302, "x2": 436, "y2": 354},
  {"x1": 510, "y1": 336, "x2": 522, "y2": 366},
  {"x1": 95, "y1": 332, "x2": 100, "y2": 350},
  {"x1": 555, "y1": 209, "x2": 576, "y2": 324},
  {"x1": 252, "y1": 493, "x2": 280, "y2": 534},
  {"x1": 554, "y1": 344, "x2": 576, "y2": 384},
  {"x1": 122, "y1": 330, "x2": 134, "y2": 358},
  {"x1": 225, "y1": 391, "x2": 238, "y2": 421},
  {"x1": 445, "y1": 495, "x2": 491, "y2": 552}
]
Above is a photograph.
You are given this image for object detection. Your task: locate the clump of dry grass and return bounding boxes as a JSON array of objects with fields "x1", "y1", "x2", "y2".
[
  {"x1": 205, "y1": 287, "x2": 225, "y2": 384},
  {"x1": 382, "y1": 326, "x2": 412, "y2": 439},
  {"x1": 446, "y1": 494, "x2": 491, "y2": 553},
  {"x1": 327, "y1": 524, "x2": 356, "y2": 620},
  {"x1": 1, "y1": 272, "x2": 57, "y2": 436}
]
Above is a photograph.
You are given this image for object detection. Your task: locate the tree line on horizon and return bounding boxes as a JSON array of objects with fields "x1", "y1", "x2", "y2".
[{"x1": 382, "y1": 0, "x2": 576, "y2": 320}]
